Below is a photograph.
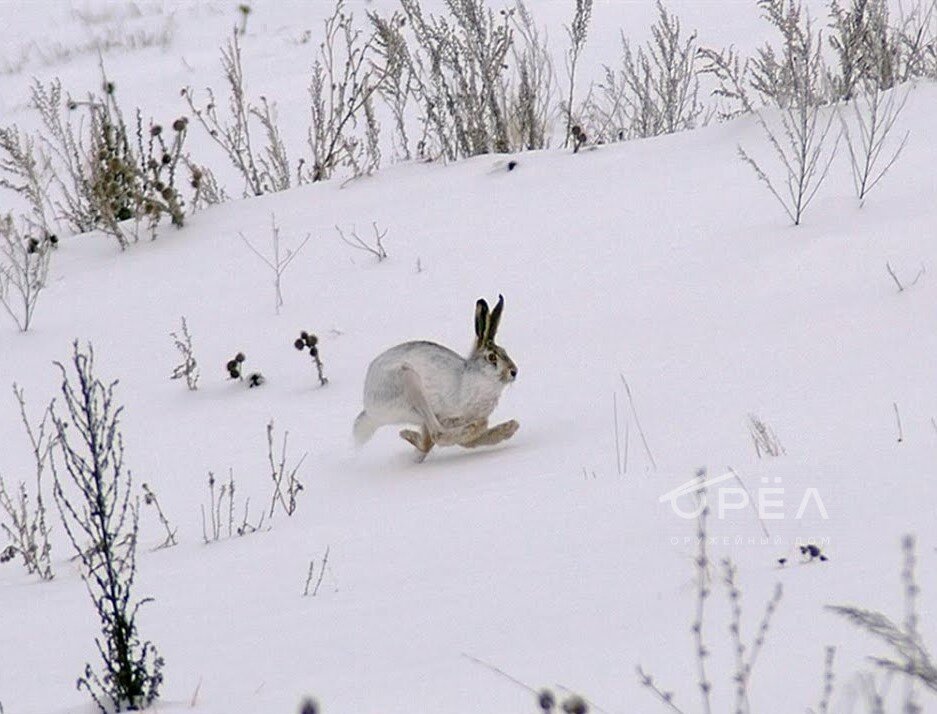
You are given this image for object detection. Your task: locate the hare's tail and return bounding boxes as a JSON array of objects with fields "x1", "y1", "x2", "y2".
[{"x1": 353, "y1": 410, "x2": 378, "y2": 446}]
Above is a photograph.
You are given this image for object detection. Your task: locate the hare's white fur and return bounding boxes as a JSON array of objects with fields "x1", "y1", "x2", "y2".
[{"x1": 354, "y1": 296, "x2": 518, "y2": 458}]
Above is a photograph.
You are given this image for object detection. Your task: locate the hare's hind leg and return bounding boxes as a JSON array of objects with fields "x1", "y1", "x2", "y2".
[
  {"x1": 459, "y1": 420, "x2": 520, "y2": 448},
  {"x1": 399, "y1": 424, "x2": 435, "y2": 462},
  {"x1": 400, "y1": 364, "x2": 444, "y2": 436},
  {"x1": 398, "y1": 364, "x2": 445, "y2": 461}
]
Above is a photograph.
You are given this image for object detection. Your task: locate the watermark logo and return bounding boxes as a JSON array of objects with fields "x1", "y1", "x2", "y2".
[{"x1": 659, "y1": 470, "x2": 829, "y2": 521}]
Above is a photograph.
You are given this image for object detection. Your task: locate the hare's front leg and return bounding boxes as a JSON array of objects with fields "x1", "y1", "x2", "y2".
[
  {"x1": 431, "y1": 417, "x2": 488, "y2": 447},
  {"x1": 458, "y1": 419, "x2": 519, "y2": 448}
]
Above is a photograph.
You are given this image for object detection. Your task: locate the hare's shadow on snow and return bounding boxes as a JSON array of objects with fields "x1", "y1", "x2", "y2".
[
  {"x1": 345, "y1": 421, "x2": 562, "y2": 477},
  {"x1": 393, "y1": 423, "x2": 560, "y2": 471},
  {"x1": 403, "y1": 441, "x2": 522, "y2": 469}
]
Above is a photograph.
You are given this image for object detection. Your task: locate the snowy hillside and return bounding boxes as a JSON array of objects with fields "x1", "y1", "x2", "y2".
[{"x1": 1, "y1": 2, "x2": 937, "y2": 714}]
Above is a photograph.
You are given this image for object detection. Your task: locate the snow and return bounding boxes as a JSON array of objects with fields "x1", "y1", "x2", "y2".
[{"x1": 1, "y1": 2, "x2": 937, "y2": 713}]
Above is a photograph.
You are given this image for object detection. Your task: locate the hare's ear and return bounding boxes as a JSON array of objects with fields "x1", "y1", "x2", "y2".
[
  {"x1": 486, "y1": 294, "x2": 504, "y2": 342},
  {"x1": 474, "y1": 298, "x2": 489, "y2": 347}
]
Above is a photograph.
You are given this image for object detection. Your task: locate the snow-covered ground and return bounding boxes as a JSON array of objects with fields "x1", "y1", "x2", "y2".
[{"x1": 1, "y1": 2, "x2": 936, "y2": 713}]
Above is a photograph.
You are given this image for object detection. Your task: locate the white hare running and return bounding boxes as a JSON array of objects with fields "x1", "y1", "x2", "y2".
[{"x1": 354, "y1": 295, "x2": 519, "y2": 460}]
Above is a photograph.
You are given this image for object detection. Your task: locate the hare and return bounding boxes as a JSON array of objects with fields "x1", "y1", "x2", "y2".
[{"x1": 354, "y1": 295, "x2": 519, "y2": 460}]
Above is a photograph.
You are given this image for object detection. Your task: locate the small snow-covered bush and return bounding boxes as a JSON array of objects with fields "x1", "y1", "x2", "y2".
[
  {"x1": 0, "y1": 72, "x2": 189, "y2": 250},
  {"x1": 371, "y1": 0, "x2": 557, "y2": 159},
  {"x1": 293, "y1": 331, "x2": 328, "y2": 387},
  {"x1": 169, "y1": 316, "x2": 200, "y2": 391},
  {"x1": 265, "y1": 420, "x2": 306, "y2": 518},
  {"x1": 637, "y1": 470, "x2": 782, "y2": 713},
  {"x1": 307, "y1": 1, "x2": 382, "y2": 182},
  {"x1": 183, "y1": 32, "x2": 295, "y2": 197},
  {"x1": 0, "y1": 385, "x2": 55, "y2": 581},
  {"x1": 829, "y1": 0, "x2": 937, "y2": 97},
  {"x1": 828, "y1": 535, "x2": 937, "y2": 699},
  {"x1": 839, "y1": 80, "x2": 910, "y2": 204},
  {"x1": 370, "y1": 0, "x2": 515, "y2": 160},
  {"x1": 201, "y1": 470, "x2": 266, "y2": 542},
  {"x1": 508, "y1": 1, "x2": 555, "y2": 151},
  {"x1": 82, "y1": 86, "x2": 189, "y2": 248},
  {"x1": 50, "y1": 342, "x2": 164, "y2": 712},
  {"x1": 562, "y1": 0, "x2": 594, "y2": 148},
  {"x1": 187, "y1": 2, "x2": 382, "y2": 194},
  {"x1": 0, "y1": 214, "x2": 52, "y2": 332},
  {"x1": 737, "y1": 0, "x2": 841, "y2": 225},
  {"x1": 586, "y1": 1, "x2": 704, "y2": 143}
]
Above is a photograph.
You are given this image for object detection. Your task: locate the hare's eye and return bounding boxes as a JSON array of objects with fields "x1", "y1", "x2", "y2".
[{"x1": 487, "y1": 353, "x2": 497, "y2": 364}]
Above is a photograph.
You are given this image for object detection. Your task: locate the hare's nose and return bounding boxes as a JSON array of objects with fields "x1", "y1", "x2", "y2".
[{"x1": 509, "y1": 367, "x2": 518, "y2": 379}]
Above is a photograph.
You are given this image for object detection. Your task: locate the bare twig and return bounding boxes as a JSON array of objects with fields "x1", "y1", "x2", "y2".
[
  {"x1": 727, "y1": 466, "x2": 770, "y2": 538},
  {"x1": 141, "y1": 482, "x2": 177, "y2": 549},
  {"x1": 692, "y1": 478, "x2": 713, "y2": 714},
  {"x1": 169, "y1": 316, "x2": 199, "y2": 390},
  {"x1": 748, "y1": 413, "x2": 784, "y2": 458},
  {"x1": 746, "y1": 581, "x2": 783, "y2": 674},
  {"x1": 814, "y1": 646, "x2": 836, "y2": 714},
  {"x1": 637, "y1": 665, "x2": 687, "y2": 714},
  {"x1": 303, "y1": 546, "x2": 331, "y2": 597},
  {"x1": 612, "y1": 391, "x2": 622, "y2": 476},
  {"x1": 461, "y1": 652, "x2": 538, "y2": 695},
  {"x1": 886, "y1": 261, "x2": 925, "y2": 292},
  {"x1": 266, "y1": 420, "x2": 306, "y2": 518},
  {"x1": 335, "y1": 222, "x2": 388, "y2": 262},
  {"x1": 620, "y1": 373, "x2": 657, "y2": 470},
  {"x1": 239, "y1": 214, "x2": 311, "y2": 314},
  {"x1": 189, "y1": 678, "x2": 202, "y2": 708}
]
